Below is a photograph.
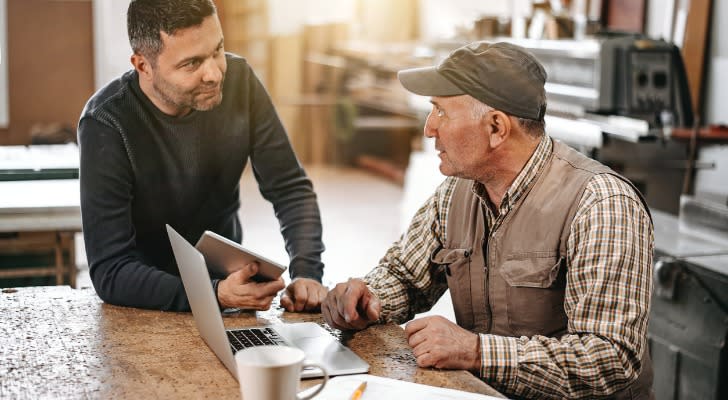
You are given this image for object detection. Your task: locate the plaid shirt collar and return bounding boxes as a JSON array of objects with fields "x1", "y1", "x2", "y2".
[{"x1": 473, "y1": 135, "x2": 552, "y2": 221}]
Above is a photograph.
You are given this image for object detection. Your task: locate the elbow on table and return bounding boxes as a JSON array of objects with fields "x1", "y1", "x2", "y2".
[
  {"x1": 561, "y1": 343, "x2": 647, "y2": 399},
  {"x1": 89, "y1": 269, "x2": 118, "y2": 305},
  {"x1": 88, "y1": 263, "x2": 130, "y2": 307},
  {"x1": 619, "y1": 347, "x2": 646, "y2": 388},
  {"x1": 598, "y1": 345, "x2": 647, "y2": 398}
]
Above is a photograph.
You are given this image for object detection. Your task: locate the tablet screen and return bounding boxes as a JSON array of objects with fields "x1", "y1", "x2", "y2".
[{"x1": 195, "y1": 231, "x2": 287, "y2": 281}]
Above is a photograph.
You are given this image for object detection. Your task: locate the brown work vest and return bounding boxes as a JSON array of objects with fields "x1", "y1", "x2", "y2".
[{"x1": 431, "y1": 140, "x2": 654, "y2": 399}]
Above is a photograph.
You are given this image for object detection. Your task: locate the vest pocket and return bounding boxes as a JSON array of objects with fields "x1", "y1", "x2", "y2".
[
  {"x1": 431, "y1": 247, "x2": 473, "y2": 328},
  {"x1": 499, "y1": 254, "x2": 567, "y2": 337}
]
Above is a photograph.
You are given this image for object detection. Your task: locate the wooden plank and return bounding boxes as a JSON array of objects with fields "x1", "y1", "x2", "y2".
[
  {"x1": 218, "y1": 0, "x2": 269, "y2": 84},
  {"x1": 268, "y1": 34, "x2": 306, "y2": 162},
  {"x1": 0, "y1": 230, "x2": 77, "y2": 285},
  {"x1": 1, "y1": 0, "x2": 94, "y2": 145},
  {"x1": 356, "y1": 155, "x2": 405, "y2": 185},
  {"x1": 302, "y1": 24, "x2": 349, "y2": 165},
  {"x1": 680, "y1": 0, "x2": 713, "y2": 115},
  {"x1": 671, "y1": 125, "x2": 728, "y2": 141},
  {"x1": 60, "y1": 232, "x2": 77, "y2": 288},
  {"x1": 0, "y1": 267, "x2": 56, "y2": 279}
]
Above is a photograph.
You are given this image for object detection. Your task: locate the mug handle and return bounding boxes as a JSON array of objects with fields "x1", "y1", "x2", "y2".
[{"x1": 297, "y1": 361, "x2": 329, "y2": 400}]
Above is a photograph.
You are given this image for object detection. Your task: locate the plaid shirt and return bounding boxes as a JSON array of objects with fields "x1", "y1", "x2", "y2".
[{"x1": 364, "y1": 135, "x2": 654, "y2": 399}]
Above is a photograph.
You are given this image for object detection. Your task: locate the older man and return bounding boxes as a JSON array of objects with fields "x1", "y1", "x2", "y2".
[{"x1": 322, "y1": 42, "x2": 654, "y2": 399}]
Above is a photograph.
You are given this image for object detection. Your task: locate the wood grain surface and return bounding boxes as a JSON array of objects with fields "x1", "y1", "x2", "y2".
[{"x1": 0, "y1": 286, "x2": 504, "y2": 399}]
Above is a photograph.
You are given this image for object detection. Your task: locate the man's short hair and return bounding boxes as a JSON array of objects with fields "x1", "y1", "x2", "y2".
[
  {"x1": 516, "y1": 117, "x2": 546, "y2": 137},
  {"x1": 127, "y1": 0, "x2": 217, "y2": 63},
  {"x1": 470, "y1": 95, "x2": 546, "y2": 138}
]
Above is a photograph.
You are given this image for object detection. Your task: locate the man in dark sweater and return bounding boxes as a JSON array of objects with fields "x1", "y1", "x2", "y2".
[{"x1": 78, "y1": 0, "x2": 327, "y2": 312}]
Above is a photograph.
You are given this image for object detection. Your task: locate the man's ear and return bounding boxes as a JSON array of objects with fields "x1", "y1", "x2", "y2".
[
  {"x1": 131, "y1": 53, "x2": 153, "y2": 80},
  {"x1": 487, "y1": 110, "x2": 511, "y2": 148}
]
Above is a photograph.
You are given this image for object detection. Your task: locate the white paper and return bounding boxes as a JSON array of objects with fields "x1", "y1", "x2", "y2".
[{"x1": 305, "y1": 374, "x2": 505, "y2": 400}]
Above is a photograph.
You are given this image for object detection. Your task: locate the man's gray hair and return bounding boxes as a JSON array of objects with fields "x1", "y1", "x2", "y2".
[
  {"x1": 470, "y1": 97, "x2": 545, "y2": 137},
  {"x1": 127, "y1": 0, "x2": 217, "y2": 64}
]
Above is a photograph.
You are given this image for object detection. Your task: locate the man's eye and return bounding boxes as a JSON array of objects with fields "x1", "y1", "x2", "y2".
[{"x1": 436, "y1": 109, "x2": 445, "y2": 117}]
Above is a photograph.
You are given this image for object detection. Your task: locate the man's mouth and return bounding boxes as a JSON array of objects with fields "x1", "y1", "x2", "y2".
[{"x1": 198, "y1": 84, "x2": 221, "y2": 95}]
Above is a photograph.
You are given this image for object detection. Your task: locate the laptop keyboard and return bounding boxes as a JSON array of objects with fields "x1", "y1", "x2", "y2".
[{"x1": 227, "y1": 327, "x2": 287, "y2": 353}]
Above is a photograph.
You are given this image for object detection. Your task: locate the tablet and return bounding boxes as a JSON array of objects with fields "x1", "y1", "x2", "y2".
[{"x1": 195, "y1": 231, "x2": 287, "y2": 282}]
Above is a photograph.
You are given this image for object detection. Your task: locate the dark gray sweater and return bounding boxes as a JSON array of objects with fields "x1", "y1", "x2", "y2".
[{"x1": 78, "y1": 54, "x2": 324, "y2": 311}]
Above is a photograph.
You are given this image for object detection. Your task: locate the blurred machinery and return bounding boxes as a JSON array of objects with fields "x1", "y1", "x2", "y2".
[
  {"x1": 506, "y1": 35, "x2": 698, "y2": 214},
  {"x1": 650, "y1": 196, "x2": 728, "y2": 400},
  {"x1": 512, "y1": 35, "x2": 693, "y2": 131},
  {"x1": 515, "y1": 34, "x2": 726, "y2": 400}
]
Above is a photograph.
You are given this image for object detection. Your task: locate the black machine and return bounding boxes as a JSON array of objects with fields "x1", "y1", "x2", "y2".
[
  {"x1": 597, "y1": 35, "x2": 693, "y2": 128},
  {"x1": 510, "y1": 35, "x2": 694, "y2": 129},
  {"x1": 506, "y1": 35, "x2": 699, "y2": 214}
]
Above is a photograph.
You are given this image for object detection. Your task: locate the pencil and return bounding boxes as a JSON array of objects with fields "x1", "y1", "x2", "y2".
[{"x1": 350, "y1": 381, "x2": 367, "y2": 400}]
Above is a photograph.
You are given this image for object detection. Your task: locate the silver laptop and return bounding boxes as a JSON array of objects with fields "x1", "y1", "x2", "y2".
[{"x1": 166, "y1": 224, "x2": 369, "y2": 379}]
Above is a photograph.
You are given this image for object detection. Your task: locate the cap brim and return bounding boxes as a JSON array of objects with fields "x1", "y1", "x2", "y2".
[{"x1": 397, "y1": 66, "x2": 464, "y2": 97}]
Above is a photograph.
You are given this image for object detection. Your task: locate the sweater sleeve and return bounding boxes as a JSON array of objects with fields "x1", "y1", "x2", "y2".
[
  {"x1": 79, "y1": 117, "x2": 191, "y2": 311},
  {"x1": 246, "y1": 71, "x2": 325, "y2": 281}
]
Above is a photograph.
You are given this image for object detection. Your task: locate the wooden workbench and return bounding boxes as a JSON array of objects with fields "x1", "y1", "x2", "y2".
[
  {"x1": 0, "y1": 286, "x2": 504, "y2": 399},
  {"x1": 0, "y1": 144, "x2": 81, "y2": 286},
  {"x1": 0, "y1": 179, "x2": 81, "y2": 286}
]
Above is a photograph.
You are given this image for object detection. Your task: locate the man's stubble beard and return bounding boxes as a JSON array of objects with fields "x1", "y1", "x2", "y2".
[{"x1": 152, "y1": 74, "x2": 225, "y2": 113}]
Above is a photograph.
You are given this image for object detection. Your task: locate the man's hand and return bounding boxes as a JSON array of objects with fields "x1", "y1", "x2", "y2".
[
  {"x1": 321, "y1": 278, "x2": 381, "y2": 330},
  {"x1": 404, "y1": 316, "x2": 481, "y2": 371},
  {"x1": 280, "y1": 278, "x2": 328, "y2": 312},
  {"x1": 217, "y1": 263, "x2": 285, "y2": 310}
]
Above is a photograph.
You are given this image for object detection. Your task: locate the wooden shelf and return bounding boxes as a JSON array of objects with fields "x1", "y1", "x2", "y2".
[{"x1": 671, "y1": 125, "x2": 728, "y2": 142}]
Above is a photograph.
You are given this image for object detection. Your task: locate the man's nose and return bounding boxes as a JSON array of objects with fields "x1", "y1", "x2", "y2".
[
  {"x1": 424, "y1": 113, "x2": 438, "y2": 138},
  {"x1": 201, "y1": 58, "x2": 223, "y2": 83}
]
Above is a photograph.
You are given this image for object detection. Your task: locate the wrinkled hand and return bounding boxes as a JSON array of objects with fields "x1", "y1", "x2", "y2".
[
  {"x1": 217, "y1": 263, "x2": 285, "y2": 310},
  {"x1": 404, "y1": 316, "x2": 481, "y2": 371},
  {"x1": 321, "y1": 278, "x2": 381, "y2": 330},
  {"x1": 280, "y1": 278, "x2": 328, "y2": 312}
]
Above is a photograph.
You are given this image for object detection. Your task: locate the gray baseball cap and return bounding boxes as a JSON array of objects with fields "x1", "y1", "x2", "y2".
[{"x1": 398, "y1": 41, "x2": 547, "y2": 120}]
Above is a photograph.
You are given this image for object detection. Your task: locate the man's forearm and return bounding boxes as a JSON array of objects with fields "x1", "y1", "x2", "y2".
[
  {"x1": 276, "y1": 192, "x2": 325, "y2": 281},
  {"x1": 479, "y1": 333, "x2": 644, "y2": 399},
  {"x1": 90, "y1": 259, "x2": 190, "y2": 311}
]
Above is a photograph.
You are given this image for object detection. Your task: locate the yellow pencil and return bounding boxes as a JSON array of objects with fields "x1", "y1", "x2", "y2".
[{"x1": 350, "y1": 381, "x2": 367, "y2": 400}]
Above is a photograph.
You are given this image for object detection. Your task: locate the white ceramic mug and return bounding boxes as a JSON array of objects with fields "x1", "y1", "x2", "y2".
[{"x1": 235, "y1": 345, "x2": 328, "y2": 400}]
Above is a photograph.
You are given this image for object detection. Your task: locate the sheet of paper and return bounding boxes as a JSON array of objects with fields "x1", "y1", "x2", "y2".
[{"x1": 304, "y1": 374, "x2": 505, "y2": 400}]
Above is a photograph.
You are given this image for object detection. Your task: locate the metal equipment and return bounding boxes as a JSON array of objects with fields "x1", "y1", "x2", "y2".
[
  {"x1": 650, "y1": 196, "x2": 728, "y2": 400},
  {"x1": 509, "y1": 35, "x2": 694, "y2": 130}
]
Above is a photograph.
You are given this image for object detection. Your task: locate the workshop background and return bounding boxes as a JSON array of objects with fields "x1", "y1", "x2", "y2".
[{"x1": 0, "y1": 2, "x2": 726, "y2": 399}]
